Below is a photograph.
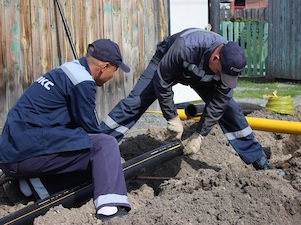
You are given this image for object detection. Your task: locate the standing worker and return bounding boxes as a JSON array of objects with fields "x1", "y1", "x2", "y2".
[
  {"x1": 0, "y1": 39, "x2": 131, "y2": 221},
  {"x1": 99, "y1": 28, "x2": 271, "y2": 170}
]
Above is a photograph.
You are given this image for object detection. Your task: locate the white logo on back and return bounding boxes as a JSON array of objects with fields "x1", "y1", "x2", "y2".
[{"x1": 36, "y1": 76, "x2": 54, "y2": 90}]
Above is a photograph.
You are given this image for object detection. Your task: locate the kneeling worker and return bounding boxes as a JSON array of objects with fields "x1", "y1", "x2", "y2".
[{"x1": 0, "y1": 39, "x2": 131, "y2": 221}]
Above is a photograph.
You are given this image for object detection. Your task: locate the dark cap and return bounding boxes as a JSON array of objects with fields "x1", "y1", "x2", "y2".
[
  {"x1": 220, "y1": 41, "x2": 246, "y2": 88},
  {"x1": 87, "y1": 39, "x2": 130, "y2": 73}
]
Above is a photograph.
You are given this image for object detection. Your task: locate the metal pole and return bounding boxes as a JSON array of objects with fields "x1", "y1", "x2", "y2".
[
  {"x1": 54, "y1": 0, "x2": 79, "y2": 59},
  {"x1": 208, "y1": 0, "x2": 221, "y2": 34}
]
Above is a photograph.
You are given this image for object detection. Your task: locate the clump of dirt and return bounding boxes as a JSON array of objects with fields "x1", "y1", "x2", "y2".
[{"x1": 1, "y1": 105, "x2": 301, "y2": 225}]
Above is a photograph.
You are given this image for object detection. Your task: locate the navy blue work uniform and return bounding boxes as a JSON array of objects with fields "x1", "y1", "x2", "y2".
[
  {"x1": 99, "y1": 28, "x2": 265, "y2": 164},
  {"x1": 0, "y1": 58, "x2": 130, "y2": 211}
]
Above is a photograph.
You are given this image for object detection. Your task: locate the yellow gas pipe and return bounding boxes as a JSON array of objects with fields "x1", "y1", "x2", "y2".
[
  {"x1": 176, "y1": 109, "x2": 301, "y2": 135},
  {"x1": 146, "y1": 109, "x2": 301, "y2": 135}
]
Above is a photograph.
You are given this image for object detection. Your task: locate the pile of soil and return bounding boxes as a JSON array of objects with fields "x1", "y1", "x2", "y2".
[{"x1": 1, "y1": 104, "x2": 301, "y2": 225}]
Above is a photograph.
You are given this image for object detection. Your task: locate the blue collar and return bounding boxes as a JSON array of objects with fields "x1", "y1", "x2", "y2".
[{"x1": 79, "y1": 57, "x2": 92, "y2": 75}]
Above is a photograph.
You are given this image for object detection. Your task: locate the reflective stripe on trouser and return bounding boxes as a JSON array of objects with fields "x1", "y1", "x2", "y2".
[
  {"x1": 99, "y1": 62, "x2": 158, "y2": 142},
  {"x1": 193, "y1": 86, "x2": 265, "y2": 164},
  {"x1": 217, "y1": 99, "x2": 265, "y2": 164},
  {"x1": 29, "y1": 178, "x2": 50, "y2": 199}
]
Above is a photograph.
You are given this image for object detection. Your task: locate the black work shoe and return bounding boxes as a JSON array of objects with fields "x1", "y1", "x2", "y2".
[
  {"x1": 2, "y1": 179, "x2": 32, "y2": 205},
  {"x1": 0, "y1": 171, "x2": 11, "y2": 185},
  {"x1": 252, "y1": 156, "x2": 272, "y2": 170},
  {"x1": 96, "y1": 207, "x2": 128, "y2": 222}
]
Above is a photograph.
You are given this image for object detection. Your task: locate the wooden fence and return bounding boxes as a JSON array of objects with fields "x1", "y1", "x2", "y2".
[
  {"x1": 0, "y1": 0, "x2": 168, "y2": 127},
  {"x1": 268, "y1": 0, "x2": 301, "y2": 81},
  {"x1": 220, "y1": 21, "x2": 268, "y2": 78}
]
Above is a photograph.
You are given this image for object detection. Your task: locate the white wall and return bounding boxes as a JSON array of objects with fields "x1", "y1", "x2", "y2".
[
  {"x1": 170, "y1": 0, "x2": 209, "y2": 103},
  {"x1": 170, "y1": 0, "x2": 209, "y2": 34}
]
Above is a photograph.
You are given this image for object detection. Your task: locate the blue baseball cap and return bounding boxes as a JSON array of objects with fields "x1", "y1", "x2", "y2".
[
  {"x1": 87, "y1": 39, "x2": 130, "y2": 73},
  {"x1": 220, "y1": 41, "x2": 246, "y2": 88}
]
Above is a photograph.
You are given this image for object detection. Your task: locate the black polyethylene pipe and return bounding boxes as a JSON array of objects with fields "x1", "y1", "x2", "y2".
[
  {"x1": 185, "y1": 104, "x2": 204, "y2": 118},
  {"x1": 0, "y1": 141, "x2": 183, "y2": 225}
]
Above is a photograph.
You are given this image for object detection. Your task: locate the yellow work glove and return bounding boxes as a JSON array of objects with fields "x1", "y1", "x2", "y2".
[
  {"x1": 167, "y1": 115, "x2": 184, "y2": 140},
  {"x1": 184, "y1": 132, "x2": 204, "y2": 155}
]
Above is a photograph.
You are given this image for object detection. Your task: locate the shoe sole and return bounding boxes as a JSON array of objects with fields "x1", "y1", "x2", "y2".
[
  {"x1": 2, "y1": 180, "x2": 31, "y2": 205},
  {"x1": 96, "y1": 207, "x2": 128, "y2": 222}
]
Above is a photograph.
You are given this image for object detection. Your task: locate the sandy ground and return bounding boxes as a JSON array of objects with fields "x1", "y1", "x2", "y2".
[{"x1": 1, "y1": 98, "x2": 301, "y2": 225}]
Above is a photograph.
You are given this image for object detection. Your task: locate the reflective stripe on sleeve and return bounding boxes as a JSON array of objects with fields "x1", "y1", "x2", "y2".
[{"x1": 102, "y1": 116, "x2": 129, "y2": 135}]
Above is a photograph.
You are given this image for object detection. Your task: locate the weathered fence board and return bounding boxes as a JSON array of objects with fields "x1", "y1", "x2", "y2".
[
  {"x1": 268, "y1": 0, "x2": 301, "y2": 81},
  {"x1": 0, "y1": 0, "x2": 168, "y2": 128}
]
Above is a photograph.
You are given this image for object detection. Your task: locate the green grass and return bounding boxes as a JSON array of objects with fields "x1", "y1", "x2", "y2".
[
  {"x1": 188, "y1": 79, "x2": 301, "y2": 105},
  {"x1": 234, "y1": 79, "x2": 301, "y2": 99}
]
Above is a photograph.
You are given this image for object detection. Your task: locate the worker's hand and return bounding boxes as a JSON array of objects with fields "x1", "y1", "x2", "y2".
[
  {"x1": 167, "y1": 116, "x2": 183, "y2": 140},
  {"x1": 183, "y1": 132, "x2": 204, "y2": 155}
]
